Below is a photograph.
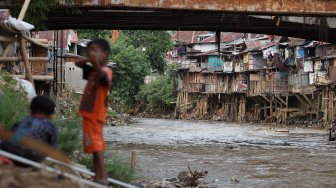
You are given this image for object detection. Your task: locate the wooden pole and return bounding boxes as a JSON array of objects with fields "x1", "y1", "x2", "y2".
[
  {"x1": 18, "y1": 34, "x2": 34, "y2": 86},
  {"x1": 18, "y1": 0, "x2": 31, "y2": 21},
  {"x1": 0, "y1": 43, "x2": 13, "y2": 70},
  {"x1": 0, "y1": 36, "x2": 17, "y2": 42},
  {"x1": 0, "y1": 57, "x2": 20, "y2": 62},
  {"x1": 131, "y1": 151, "x2": 136, "y2": 170}
]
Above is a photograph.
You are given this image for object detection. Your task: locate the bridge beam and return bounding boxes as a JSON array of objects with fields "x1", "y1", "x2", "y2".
[{"x1": 71, "y1": 0, "x2": 336, "y2": 16}]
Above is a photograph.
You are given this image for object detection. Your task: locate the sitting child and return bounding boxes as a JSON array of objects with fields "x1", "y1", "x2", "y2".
[{"x1": 0, "y1": 95, "x2": 57, "y2": 166}]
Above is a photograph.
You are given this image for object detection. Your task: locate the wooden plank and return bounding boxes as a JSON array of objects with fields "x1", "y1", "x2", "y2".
[
  {"x1": 295, "y1": 94, "x2": 308, "y2": 109},
  {"x1": 275, "y1": 95, "x2": 287, "y2": 107},
  {"x1": 302, "y1": 94, "x2": 316, "y2": 110},
  {"x1": 0, "y1": 57, "x2": 48, "y2": 62},
  {"x1": 316, "y1": 91, "x2": 321, "y2": 119},
  {"x1": 0, "y1": 57, "x2": 20, "y2": 62},
  {"x1": 0, "y1": 35, "x2": 17, "y2": 42},
  {"x1": 261, "y1": 94, "x2": 271, "y2": 103}
]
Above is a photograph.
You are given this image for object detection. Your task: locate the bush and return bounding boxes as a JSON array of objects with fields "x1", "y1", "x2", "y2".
[
  {"x1": 54, "y1": 91, "x2": 82, "y2": 156},
  {"x1": 0, "y1": 72, "x2": 29, "y2": 130},
  {"x1": 137, "y1": 65, "x2": 176, "y2": 113},
  {"x1": 0, "y1": 73, "x2": 135, "y2": 182},
  {"x1": 105, "y1": 153, "x2": 135, "y2": 183}
]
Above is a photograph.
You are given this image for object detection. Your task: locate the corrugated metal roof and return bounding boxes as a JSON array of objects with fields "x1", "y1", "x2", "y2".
[
  {"x1": 172, "y1": 31, "x2": 209, "y2": 44},
  {"x1": 244, "y1": 40, "x2": 268, "y2": 51},
  {"x1": 287, "y1": 37, "x2": 306, "y2": 46},
  {"x1": 198, "y1": 32, "x2": 244, "y2": 44},
  {"x1": 32, "y1": 30, "x2": 66, "y2": 48}
]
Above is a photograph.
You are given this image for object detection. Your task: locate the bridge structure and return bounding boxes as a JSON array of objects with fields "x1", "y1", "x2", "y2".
[{"x1": 41, "y1": 0, "x2": 336, "y2": 42}]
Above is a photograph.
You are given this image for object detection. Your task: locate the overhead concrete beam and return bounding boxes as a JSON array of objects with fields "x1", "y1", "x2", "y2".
[{"x1": 71, "y1": 0, "x2": 336, "y2": 16}]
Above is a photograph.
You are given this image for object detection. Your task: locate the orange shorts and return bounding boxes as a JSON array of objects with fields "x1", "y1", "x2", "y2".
[{"x1": 82, "y1": 118, "x2": 106, "y2": 153}]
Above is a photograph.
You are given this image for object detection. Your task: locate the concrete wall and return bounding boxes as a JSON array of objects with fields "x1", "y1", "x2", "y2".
[{"x1": 64, "y1": 62, "x2": 87, "y2": 93}]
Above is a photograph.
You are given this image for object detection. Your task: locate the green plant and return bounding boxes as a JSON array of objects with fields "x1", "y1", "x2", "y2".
[
  {"x1": 74, "y1": 152, "x2": 135, "y2": 183},
  {"x1": 123, "y1": 31, "x2": 174, "y2": 74},
  {"x1": 55, "y1": 118, "x2": 82, "y2": 155},
  {"x1": 0, "y1": 72, "x2": 29, "y2": 130},
  {"x1": 137, "y1": 64, "x2": 177, "y2": 113},
  {"x1": 2, "y1": 0, "x2": 79, "y2": 30},
  {"x1": 54, "y1": 92, "x2": 82, "y2": 156},
  {"x1": 105, "y1": 155, "x2": 135, "y2": 183},
  {"x1": 110, "y1": 32, "x2": 151, "y2": 108}
]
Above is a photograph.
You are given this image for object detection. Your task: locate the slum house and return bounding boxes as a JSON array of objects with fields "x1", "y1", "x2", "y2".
[
  {"x1": 175, "y1": 32, "x2": 248, "y2": 121},
  {"x1": 32, "y1": 30, "x2": 89, "y2": 94},
  {"x1": 175, "y1": 32, "x2": 336, "y2": 125},
  {"x1": 0, "y1": 11, "x2": 88, "y2": 96},
  {"x1": 0, "y1": 10, "x2": 52, "y2": 95}
]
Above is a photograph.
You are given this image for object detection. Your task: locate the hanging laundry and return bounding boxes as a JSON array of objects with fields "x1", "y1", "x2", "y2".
[
  {"x1": 296, "y1": 47, "x2": 305, "y2": 58},
  {"x1": 243, "y1": 53, "x2": 249, "y2": 64},
  {"x1": 303, "y1": 60, "x2": 313, "y2": 72},
  {"x1": 285, "y1": 48, "x2": 289, "y2": 59}
]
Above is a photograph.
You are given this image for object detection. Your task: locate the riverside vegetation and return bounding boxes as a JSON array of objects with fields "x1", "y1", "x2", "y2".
[{"x1": 0, "y1": 72, "x2": 134, "y2": 183}]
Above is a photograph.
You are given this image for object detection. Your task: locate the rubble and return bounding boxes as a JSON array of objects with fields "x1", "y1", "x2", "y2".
[
  {"x1": 106, "y1": 112, "x2": 134, "y2": 126},
  {"x1": 0, "y1": 164, "x2": 93, "y2": 188},
  {"x1": 136, "y1": 167, "x2": 208, "y2": 188}
]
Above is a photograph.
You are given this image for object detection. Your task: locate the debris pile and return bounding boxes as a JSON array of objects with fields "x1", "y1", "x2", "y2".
[
  {"x1": 136, "y1": 166, "x2": 209, "y2": 188},
  {"x1": 106, "y1": 112, "x2": 133, "y2": 126},
  {"x1": 0, "y1": 164, "x2": 92, "y2": 188}
]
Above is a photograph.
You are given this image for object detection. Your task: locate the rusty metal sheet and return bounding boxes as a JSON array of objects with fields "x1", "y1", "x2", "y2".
[{"x1": 73, "y1": 0, "x2": 336, "y2": 16}]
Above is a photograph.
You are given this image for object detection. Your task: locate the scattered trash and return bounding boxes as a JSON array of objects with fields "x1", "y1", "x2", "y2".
[{"x1": 230, "y1": 176, "x2": 239, "y2": 183}]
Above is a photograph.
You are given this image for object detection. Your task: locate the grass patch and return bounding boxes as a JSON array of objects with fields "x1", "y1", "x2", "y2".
[
  {"x1": 106, "y1": 156, "x2": 135, "y2": 183},
  {"x1": 0, "y1": 72, "x2": 29, "y2": 130}
]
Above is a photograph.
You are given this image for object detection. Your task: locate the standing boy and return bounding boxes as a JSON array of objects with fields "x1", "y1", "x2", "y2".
[{"x1": 75, "y1": 39, "x2": 113, "y2": 184}]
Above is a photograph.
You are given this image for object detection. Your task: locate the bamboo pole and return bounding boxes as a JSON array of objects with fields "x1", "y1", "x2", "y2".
[
  {"x1": 0, "y1": 35, "x2": 16, "y2": 42},
  {"x1": 0, "y1": 57, "x2": 20, "y2": 62},
  {"x1": 18, "y1": 34, "x2": 34, "y2": 86},
  {"x1": 0, "y1": 43, "x2": 13, "y2": 69},
  {"x1": 18, "y1": 0, "x2": 31, "y2": 21},
  {"x1": 0, "y1": 57, "x2": 49, "y2": 62}
]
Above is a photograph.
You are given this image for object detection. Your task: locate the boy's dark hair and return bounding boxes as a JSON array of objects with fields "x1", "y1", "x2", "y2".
[
  {"x1": 30, "y1": 95, "x2": 55, "y2": 115},
  {"x1": 87, "y1": 38, "x2": 111, "y2": 53}
]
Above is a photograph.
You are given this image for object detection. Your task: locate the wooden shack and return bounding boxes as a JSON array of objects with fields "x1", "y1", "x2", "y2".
[
  {"x1": 267, "y1": 71, "x2": 289, "y2": 94},
  {"x1": 31, "y1": 44, "x2": 50, "y2": 75},
  {"x1": 248, "y1": 73, "x2": 265, "y2": 96}
]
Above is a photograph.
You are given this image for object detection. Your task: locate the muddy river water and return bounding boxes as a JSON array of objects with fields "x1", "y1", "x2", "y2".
[{"x1": 104, "y1": 118, "x2": 336, "y2": 187}]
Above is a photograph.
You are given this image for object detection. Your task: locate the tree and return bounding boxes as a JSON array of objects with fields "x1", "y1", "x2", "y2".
[
  {"x1": 109, "y1": 32, "x2": 151, "y2": 108},
  {"x1": 136, "y1": 64, "x2": 176, "y2": 113},
  {"x1": 123, "y1": 31, "x2": 173, "y2": 73},
  {"x1": 77, "y1": 30, "x2": 112, "y2": 40},
  {"x1": 2, "y1": 0, "x2": 78, "y2": 30}
]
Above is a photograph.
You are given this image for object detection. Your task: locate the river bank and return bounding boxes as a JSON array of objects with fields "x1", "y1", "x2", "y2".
[
  {"x1": 131, "y1": 112, "x2": 330, "y2": 130},
  {"x1": 105, "y1": 118, "x2": 335, "y2": 187}
]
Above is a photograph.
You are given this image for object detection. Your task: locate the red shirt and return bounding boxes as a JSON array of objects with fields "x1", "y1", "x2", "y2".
[{"x1": 78, "y1": 65, "x2": 112, "y2": 122}]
